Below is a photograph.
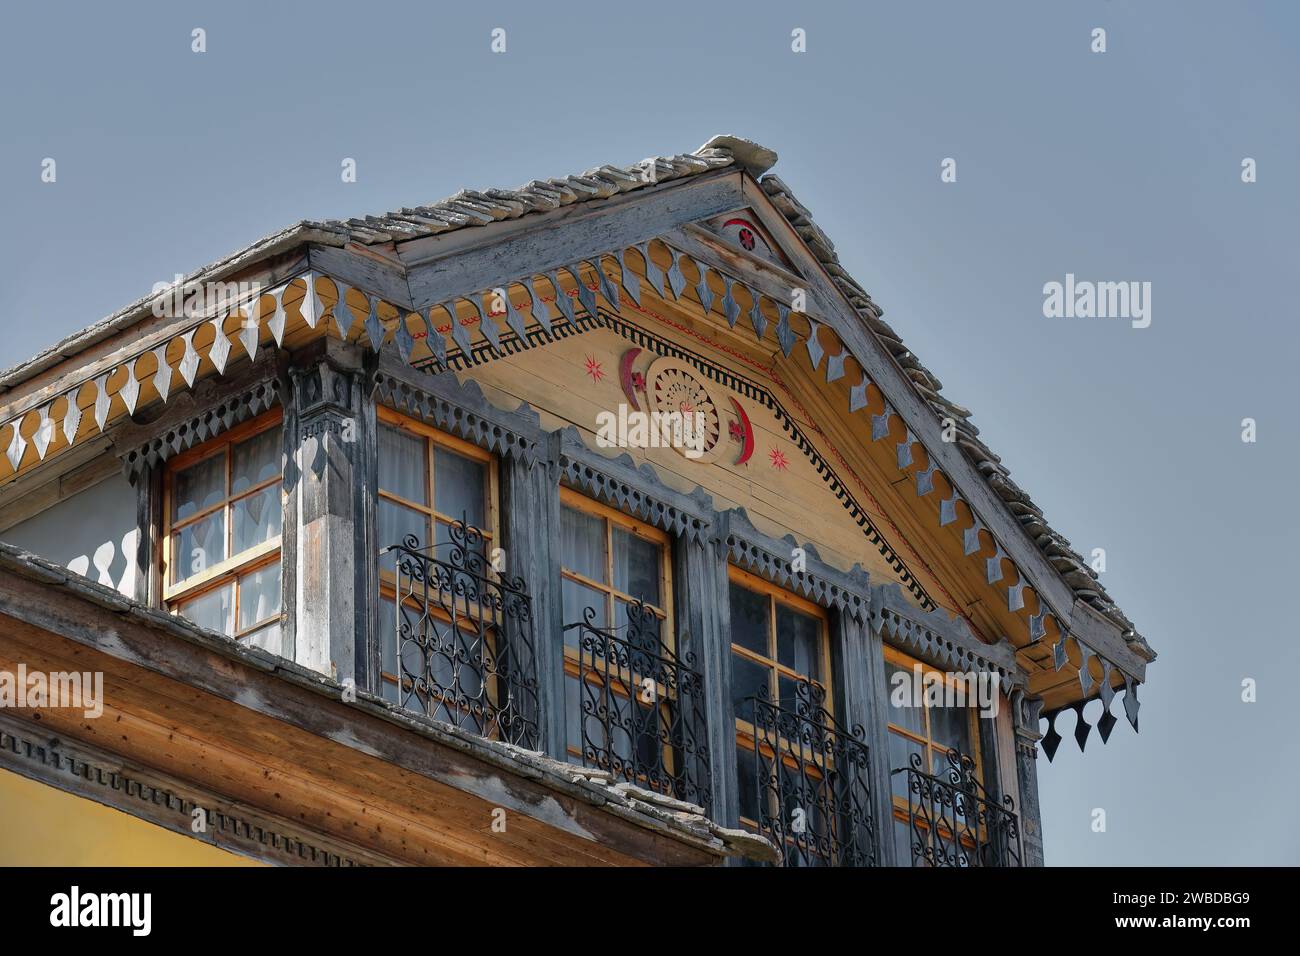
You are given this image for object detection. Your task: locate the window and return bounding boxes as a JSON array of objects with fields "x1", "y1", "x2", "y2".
[
  {"x1": 376, "y1": 407, "x2": 497, "y2": 708},
  {"x1": 728, "y1": 566, "x2": 832, "y2": 836},
  {"x1": 559, "y1": 489, "x2": 670, "y2": 638},
  {"x1": 559, "y1": 489, "x2": 678, "y2": 775},
  {"x1": 884, "y1": 645, "x2": 986, "y2": 865},
  {"x1": 163, "y1": 412, "x2": 284, "y2": 654}
]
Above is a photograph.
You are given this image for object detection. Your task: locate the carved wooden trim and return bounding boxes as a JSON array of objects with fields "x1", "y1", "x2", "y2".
[
  {"x1": 718, "y1": 507, "x2": 870, "y2": 622},
  {"x1": 119, "y1": 378, "x2": 280, "y2": 484},
  {"x1": 556, "y1": 427, "x2": 713, "y2": 545},
  {"x1": 870, "y1": 582, "x2": 1025, "y2": 692},
  {"x1": 0, "y1": 713, "x2": 376, "y2": 866},
  {"x1": 372, "y1": 359, "x2": 545, "y2": 471}
]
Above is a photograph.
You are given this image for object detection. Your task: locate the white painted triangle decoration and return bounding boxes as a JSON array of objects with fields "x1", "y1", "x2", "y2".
[
  {"x1": 300, "y1": 277, "x2": 321, "y2": 329},
  {"x1": 208, "y1": 318, "x2": 231, "y2": 375},
  {"x1": 364, "y1": 297, "x2": 384, "y2": 352},
  {"x1": 153, "y1": 344, "x2": 173, "y2": 402},
  {"x1": 120, "y1": 364, "x2": 141, "y2": 415},
  {"x1": 179, "y1": 332, "x2": 200, "y2": 387},
  {"x1": 6, "y1": 425, "x2": 26, "y2": 470},
  {"x1": 34, "y1": 405, "x2": 55, "y2": 459},
  {"x1": 62, "y1": 394, "x2": 82, "y2": 444},
  {"x1": 239, "y1": 299, "x2": 261, "y2": 360},
  {"x1": 92, "y1": 374, "x2": 111, "y2": 431}
]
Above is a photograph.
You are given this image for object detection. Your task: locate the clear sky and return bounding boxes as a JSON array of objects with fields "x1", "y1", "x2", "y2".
[{"x1": 2, "y1": 0, "x2": 1296, "y2": 865}]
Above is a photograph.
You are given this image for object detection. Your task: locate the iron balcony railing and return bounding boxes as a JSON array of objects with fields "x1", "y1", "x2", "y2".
[
  {"x1": 563, "y1": 601, "x2": 711, "y2": 813},
  {"x1": 384, "y1": 518, "x2": 541, "y2": 750},
  {"x1": 741, "y1": 680, "x2": 876, "y2": 867},
  {"x1": 892, "y1": 749, "x2": 1022, "y2": 867}
]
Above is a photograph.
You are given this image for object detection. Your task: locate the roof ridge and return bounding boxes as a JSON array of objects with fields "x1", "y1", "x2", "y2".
[{"x1": 306, "y1": 146, "x2": 741, "y2": 246}]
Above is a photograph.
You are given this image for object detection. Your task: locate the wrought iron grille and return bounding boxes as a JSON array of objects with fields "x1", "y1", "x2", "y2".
[
  {"x1": 892, "y1": 749, "x2": 1022, "y2": 867},
  {"x1": 385, "y1": 518, "x2": 541, "y2": 749},
  {"x1": 563, "y1": 602, "x2": 711, "y2": 812},
  {"x1": 742, "y1": 680, "x2": 876, "y2": 867}
]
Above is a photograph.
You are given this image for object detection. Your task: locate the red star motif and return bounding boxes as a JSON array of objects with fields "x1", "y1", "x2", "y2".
[
  {"x1": 631, "y1": 372, "x2": 646, "y2": 391},
  {"x1": 728, "y1": 420, "x2": 744, "y2": 442},
  {"x1": 584, "y1": 356, "x2": 605, "y2": 383},
  {"x1": 768, "y1": 448, "x2": 789, "y2": 471}
]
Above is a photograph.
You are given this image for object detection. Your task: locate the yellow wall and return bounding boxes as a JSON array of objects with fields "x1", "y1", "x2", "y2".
[{"x1": 0, "y1": 768, "x2": 260, "y2": 866}]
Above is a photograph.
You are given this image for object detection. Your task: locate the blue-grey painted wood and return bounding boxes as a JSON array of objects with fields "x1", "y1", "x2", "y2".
[
  {"x1": 1012, "y1": 693, "x2": 1046, "y2": 866},
  {"x1": 838, "y1": 610, "x2": 896, "y2": 866},
  {"x1": 676, "y1": 533, "x2": 733, "y2": 827},
  {"x1": 287, "y1": 341, "x2": 367, "y2": 684},
  {"x1": 502, "y1": 440, "x2": 564, "y2": 758}
]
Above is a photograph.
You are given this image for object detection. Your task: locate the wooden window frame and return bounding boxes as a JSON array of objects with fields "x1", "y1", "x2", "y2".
[
  {"x1": 160, "y1": 410, "x2": 284, "y2": 640},
  {"x1": 558, "y1": 487, "x2": 676, "y2": 767},
  {"x1": 376, "y1": 406, "x2": 499, "y2": 696},
  {"x1": 558, "y1": 487, "x2": 673, "y2": 638},
  {"x1": 883, "y1": 644, "x2": 985, "y2": 849},
  {"x1": 728, "y1": 565, "x2": 834, "y2": 833}
]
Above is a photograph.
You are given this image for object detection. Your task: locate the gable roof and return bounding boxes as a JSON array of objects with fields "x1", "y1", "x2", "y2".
[{"x1": 0, "y1": 134, "x2": 1150, "y2": 664}]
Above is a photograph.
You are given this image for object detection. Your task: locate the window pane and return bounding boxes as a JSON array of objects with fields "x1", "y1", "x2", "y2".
[
  {"x1": 885, "y1": 663, "x2": 926, "y2": 735},
  {"x1": 379, "y1": 595, "x2": 398, "y2": 676},
  {"x1": 243, "y1": 620, "x2": 284, "y2": 657},
  {"x1": 611, "y1": 527, "x2": 660, "y2": 607},
  {"x1": 889, "y1": 731, "x2": 925, "y2": 802},
  {"x1": 237, "y1": 562, "x2": 281, "y2": 631},
  {"x1": 728, "y1": 581, "x2": 768, "y2": 656},
  {"x1": 564, "y1": 674, "x2": 582, "y2": 763},
  {"x1": 231, "y1": 484, "x2": 282, "y2": 554},
  {"x1": 731, "y1": 652, "x2": 770, "y2": 721},
  {"x1": 563, "y1": 578, "x2": 607, "y2": 642},
  {"x1": 172, "y1": 451, "x2": 225, "y2": 522},
  {"x1": 615, "y1": 599, "x2": 664, "y2": 654},
  {"x1": 379, "y1": 498, "x2": 430, "y2": 551},
  {"x1": 561, "y1": 505, "x2": 606, "y2": 583},
  {"x1": 777, "y1": 673, "x2": 809, "y2": 711},
  {"x1": 176, "y1": 583, "x2": 234, "y2": 636},
  {"x1": 231, "y1": 427, "x2": 280, "y2": 495},
  {"x1": 378, "y1": 425, "x2": 427, "y2": 505},
  {"x1": 894, "y1": 817, "x2": 917, "y2": 867},
  {"x1": 776, "y1": 604, "x2": 821, "y2": 680},
  {"x1": 433, "y1": 447, "x2": 485, "y2": 530},
  {"x1": 930, "y1": 701, "x2": 973, "y2": 757},
  {"x1": 434, "y1": 516, "x2": 486, "y2": 562},
  {"x1": 173, "y1": 511, "x2": 226, "y2": 584},
  {"x1": 735, "y1": 744, "x2": 760, "y2": 823}
]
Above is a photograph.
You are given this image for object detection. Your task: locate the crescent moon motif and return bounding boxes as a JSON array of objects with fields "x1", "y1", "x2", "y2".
[
  {"x1": 619, "y1": 348, "x2": 643, "y2": 411},
  {"x1": 730, "y1": 396, "x2": 755, "y2": 465}
]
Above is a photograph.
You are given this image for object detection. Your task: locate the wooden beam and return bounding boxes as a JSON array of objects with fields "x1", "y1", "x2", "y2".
[{"x1": 402, "y1": 172, "x2": 745, "y2": 312}]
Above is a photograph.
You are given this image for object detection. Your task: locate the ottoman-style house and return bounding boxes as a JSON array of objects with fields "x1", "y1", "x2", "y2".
[{"x1": 0, "y1": 136, "x2": 1154, "y2": 867}]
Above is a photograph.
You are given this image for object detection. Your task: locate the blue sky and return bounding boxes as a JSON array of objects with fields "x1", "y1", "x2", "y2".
[{"x1": 2, "y1": 0, "x2": 1297, "y2": 864}]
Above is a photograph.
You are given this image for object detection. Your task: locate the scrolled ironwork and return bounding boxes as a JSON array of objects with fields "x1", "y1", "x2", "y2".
[
  {"x1": 386, "y1": 517, "x2": 540, "y2": 749},
  {"x1": 892, "y1": 748, "x2": 1022, "y2": 867},
  {"x1": 563, "y1": 601, "x2": 711, "y2": 812},
  {"x1": 743, "y1": 678, "x2": 876, "y2": 867}
]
